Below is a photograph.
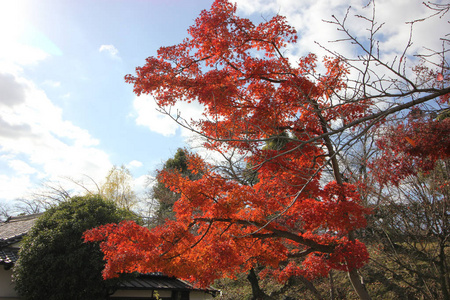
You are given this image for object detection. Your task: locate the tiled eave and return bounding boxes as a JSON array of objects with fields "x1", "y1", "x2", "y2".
[{"x1": 118, "y1": 274, "x2": 220, "y2": 296}]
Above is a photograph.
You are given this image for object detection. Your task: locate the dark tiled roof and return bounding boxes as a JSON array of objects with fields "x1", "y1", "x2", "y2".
[
  {"x1": 118, "y1": 274, "x2": 220, "y2": 296},
  {"x1": 0, "y1": 213, "x2": 42, "y2": 266},
  {"x1": 0, "y1": 247, "x2": 19, "y2": 265},
  {"x1": 118, "y1": 274, "x2": 193, "y2": 290}
]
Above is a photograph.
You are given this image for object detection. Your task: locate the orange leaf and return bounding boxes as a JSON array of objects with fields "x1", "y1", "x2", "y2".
[{"x1": 404, "y1": 136, "x2": 417, "y2": 147}]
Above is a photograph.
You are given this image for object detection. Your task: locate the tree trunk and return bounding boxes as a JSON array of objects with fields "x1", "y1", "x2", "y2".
[
  {"x1": 329, "y1": 270, "x2": 336, "y2": 300},
  {"x1": 315, "y1": 102, "x2": 373, "y2": 300},
  {"x1": 437, "y1": 242, "x2": 450, "y2": 300},
  {"x1": 247, "y1": 268, "x2": 274, "y2": 300},
  {"x1": 348, "y1": 269, "x2": 372, "y2": 300},
  {"x1": 297, "y1": 275, "x2": 324, "y2": 300}
]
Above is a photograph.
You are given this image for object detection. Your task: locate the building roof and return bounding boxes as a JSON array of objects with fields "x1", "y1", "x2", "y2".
[
  {"x1": 118, "y1": 273, "x2": 195, "y2": 291},
  {"x1": 117, "y1": 273, "x2": 220, "y2": 296},
  {"x1": 0, "y1": 214, "x2": 41, "y2": 244},
  {"x1": 0, "y1": 213, "x2": 42, "y2": 267}
]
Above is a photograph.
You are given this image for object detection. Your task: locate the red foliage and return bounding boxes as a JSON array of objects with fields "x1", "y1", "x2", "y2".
[
  {"x1": 372, "y1": 114, "x2": 450, "y2": 186},
  {"x1": 85, "y1": 0, "x2": 373, "y2": 287}
]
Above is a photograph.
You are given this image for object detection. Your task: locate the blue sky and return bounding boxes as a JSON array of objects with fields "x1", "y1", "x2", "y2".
[
  {"x1": 0, "y1": 0, "x2": 213, "y2": 203},
  {"x1": 0, "y1": 0, "x2": 447, "y2": 206}
]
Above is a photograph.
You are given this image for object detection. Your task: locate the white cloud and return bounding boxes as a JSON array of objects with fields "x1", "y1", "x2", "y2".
[
  {"x1": 0, "y1": 73, "x2": 113, "y2": 202},
  {"x1": 127, "y1": 160, "x2": 143, "y2": 169},
  {"x1": 0, "y1": 3, "x2": 114, "y2": 204},
  {"x1": 0, "y1": 2, "x2": 53, "y2": 73},
  {"x1": 133, "y1": 94, "x2": 179, "y2": 136},
  {"x1": 99, "y1": 44, "x2": 121, "y2": 60},
  {"x1": 43, "y1": 80, "x2": 61, "y2": 88},
  {"x1": 0, "y1": 73, "x2": 27, "y2": 107},
  {"x1": 133, "y1": 174, "x2": 151, "y2": 197},
  {"x1": 0, "y1": 174, "x2": 34, "y2": 201},
  {"x1": 233, "y1": 0, "x2": 279, "y2": 15},
  {"x1": 8, "y1": 160, "x2": 39, "y2": 175},
  {"x1": 0, "y1": 41, "x2": 50, "y2": 69},
  {"x1": 233, "y1": 0, "x2": 448, "y2": 65},
  {"x1": 133, "y1": 94, "x2": 204, "y2": 137}
]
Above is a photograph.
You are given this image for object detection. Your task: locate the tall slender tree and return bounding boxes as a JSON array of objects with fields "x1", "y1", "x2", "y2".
[{"x1": 101, "y1": 165, "x2": 137, "y2": 211}]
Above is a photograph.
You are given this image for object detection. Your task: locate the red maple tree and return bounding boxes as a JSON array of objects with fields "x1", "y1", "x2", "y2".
[
  {"x1": 84, "y1": 1, "x2": 449, "y2": 299},
  {"x1": 372, "y1": 114, "x2": 450, "y2": 186},
  {"x1": 371, "y1": 57, "x2": 450, "y2": 186}
]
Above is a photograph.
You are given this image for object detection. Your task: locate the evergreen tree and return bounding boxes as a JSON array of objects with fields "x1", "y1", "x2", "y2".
[{"x1": 14, "y1": 195, "x2": 129, "y2": 300}]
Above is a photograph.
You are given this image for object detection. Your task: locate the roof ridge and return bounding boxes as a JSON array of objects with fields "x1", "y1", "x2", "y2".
[{"x1": 5, "y1": 213, "x2": 43, "y2": 223}]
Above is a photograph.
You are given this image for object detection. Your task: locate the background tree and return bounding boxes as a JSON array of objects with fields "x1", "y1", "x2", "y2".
[
  {"x1": 101, "y1": 165, "x2": 137, "y2": 211},
  {"x1": 14, "y1": 195, "x2": 130, "y2": 300},
  {"x1": 151, "y1": 148, "x2": 202, "y2": 226},
  {"x1": 365, "y1": 110, "x2": 450, "y2": 300},
  {"x1": 85, "y1": 1, "x2": 449, "y2": 299},
  {"x1": 0, "y1": 201, "x2": 12, "y2": 221},
  {"x1": 2, "y1": 181, "x2": 74, "y2": 217}
]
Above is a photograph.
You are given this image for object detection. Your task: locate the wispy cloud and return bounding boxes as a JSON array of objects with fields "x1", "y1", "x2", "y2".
[{"x1": 99, "y1": 44, "x2": 121, "y2": 60}]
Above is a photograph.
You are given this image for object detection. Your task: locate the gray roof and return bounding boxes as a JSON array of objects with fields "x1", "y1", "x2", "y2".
[
  {"x1": 0, "y1": 214, "x2": 41, "y2": 244},
  {"x1": 118, "y1": 274, "x2": 194, "y2": 290},
  {"x1": 0, "y1": 213, "x2": 42, "y2": 267},
  {"x1": 117, "y1": 273, "x2": 220, "y2": 296}
]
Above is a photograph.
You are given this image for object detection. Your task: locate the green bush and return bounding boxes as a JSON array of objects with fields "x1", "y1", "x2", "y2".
[{"x1": 14, "y1": 195, "x2": 130, "y2": 300}]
